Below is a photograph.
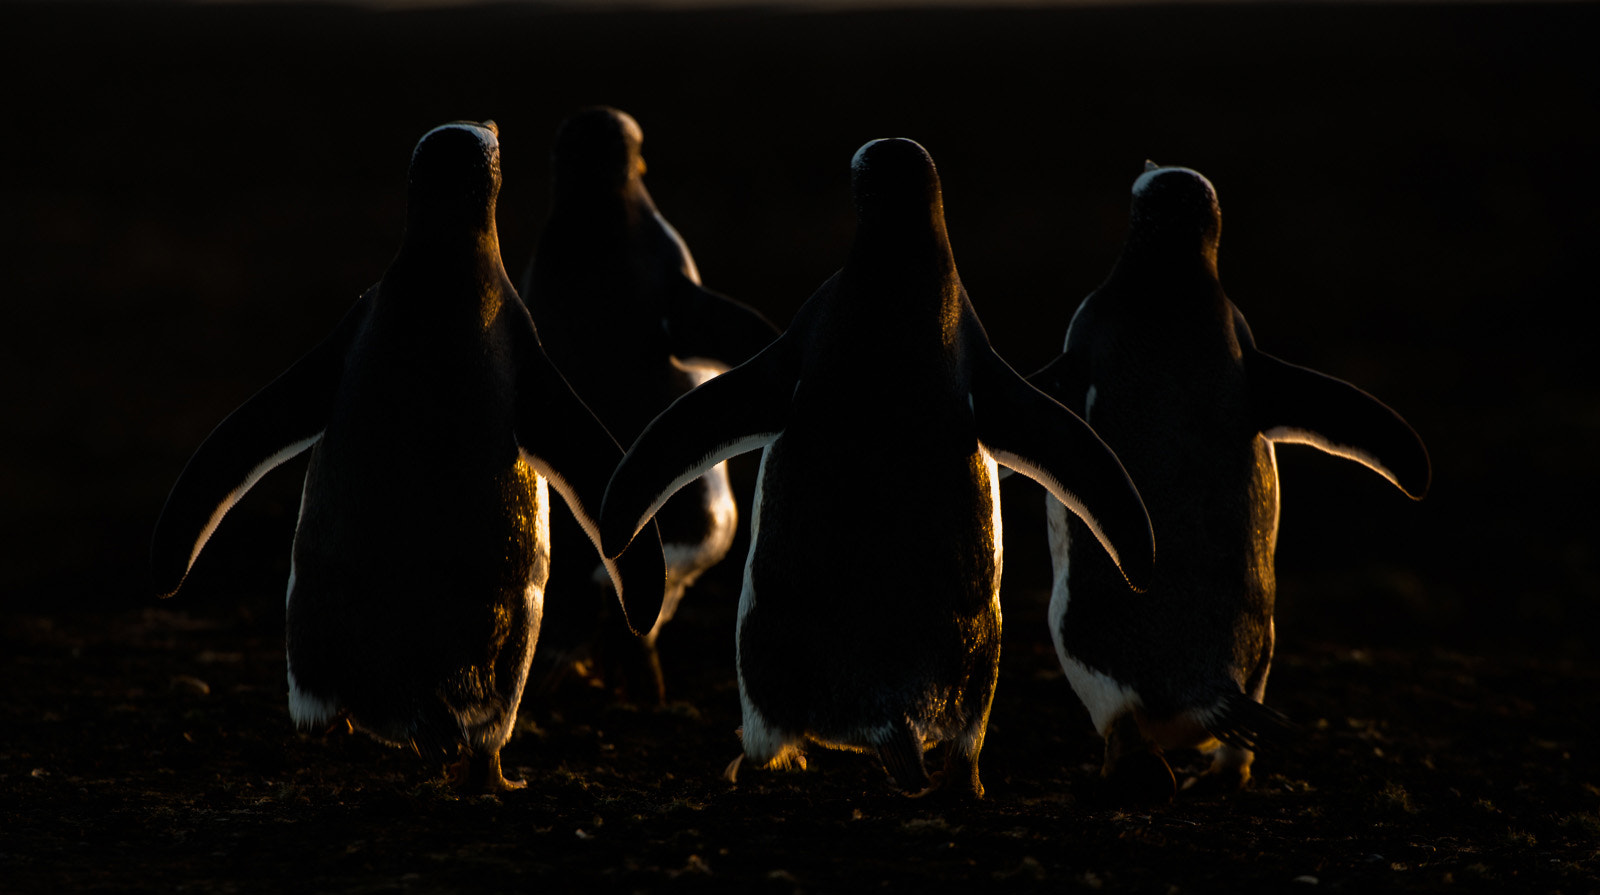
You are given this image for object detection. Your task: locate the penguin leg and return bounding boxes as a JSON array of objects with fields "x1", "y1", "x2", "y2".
[
  {"x1": 934, "y1": 727, "x2": 987, "y2": 800},
  {"x1": 632, "y1": 633, "x2": 668, "y2": 707},
  {"x1": 595, "y1": 595, "x2": 667, "y2": 707},
  {"x1": 877, "y1": 720, "x2": 934, "y2": 796},
  {"x1": 440, "y1": 707, "x2": 528, "y2": 794},
  {"x1": 725, "y1": 714, "x2": 807, "y2": 785},
  {"x1": 624, "y1": 576, "x2": 694, "y2": 708},
  {"x1": 932, "y1": 662, "x2": 999, "y2": 800},
  {"x1": 451, "y1": 748, "x2": 527, "y2": 794},
  {"x1": 722, "y1": 742, "x2": 807, "y2": 784},
  {"x1": 1186, "y1": 622, "x2": 1274, "y2": 796},
  {"x1": 1186, "y1": 744, "x2": 1253, "y2": 796},
  {"x1": 1101, "y1": 711, "x2": 1176, "y2": 804}
]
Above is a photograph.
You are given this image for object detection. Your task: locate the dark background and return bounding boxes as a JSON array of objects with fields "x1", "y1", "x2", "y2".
[
  {"x1": 2, "y1": 2, "x2": 1597, "y2": 891},
  {"x1": 4, "y1": 0, "x2": 1594, "y2": 653}
]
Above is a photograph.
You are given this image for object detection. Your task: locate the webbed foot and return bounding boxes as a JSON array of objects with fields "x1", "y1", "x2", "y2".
[{"x1": 450, "y1": 750, "x2": 526, "y2": 793}]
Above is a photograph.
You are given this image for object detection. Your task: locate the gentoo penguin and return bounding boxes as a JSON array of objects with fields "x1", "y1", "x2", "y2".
[
  {"x1": 598, "y1": 138, "x2": 1155, "y2": 797},
  {"x1": 149, "y1": 121, "x2": 665, "y2": 792},
  {"x1": 521, "y1": 106, "x2": 779, "y2": 704},
  {"x1": 1030, "y1": 162, "x2": 1431, "y2": 801}
]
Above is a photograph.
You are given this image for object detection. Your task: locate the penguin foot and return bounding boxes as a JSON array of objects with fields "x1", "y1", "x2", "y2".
[
  {"x1": 723, "y1": 748, "x2": 807, "y2": 784},
  {"x1": 877, "y1": 724, "x2": 932, "y2": 796},
  {"x1": 450, "y1": 751, "x2": 527, "y2": 794},
  {"x1": 1180, "y1": 748, "x2": 1252, "y2": 797},
  {"x1": 912, "y1": 769, "x2": 985, "y2": 801},
  {"x1": 322, "y1": 715, "x2": 354, "y2": 737},
  {"x1": 937, "y1": 748, "x2": 986, "y2": 800}
]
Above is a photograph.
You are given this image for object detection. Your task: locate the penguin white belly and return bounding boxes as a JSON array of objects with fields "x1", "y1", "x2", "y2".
[
  {"x1": 1046, "y1": 495, "x2": 1141, "y2": 737},
  {"x1": 584, "y1": 358, "x2": 739, "y2": 639},
  {"x1": 670, "y1": 358, "x2": 741, "y2": 595},
  {"x1": 284, "y1": 562, "x2": 337, "y2": 729},
  {"x1": 733, "y1": 443, "x2": 805, "y2": 768},
  {"x1": 650, "y1": 461, "x2": 737, "y2": 637},
  {"x1": 286, "y1": 468, "x2": 336, "y2": 729}
]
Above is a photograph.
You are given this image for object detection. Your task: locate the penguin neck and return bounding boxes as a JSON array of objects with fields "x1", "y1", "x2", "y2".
[
  {"x1": 551, "y1": 177, "x2": 652, "y2": 229},
  {"x1": 1110, "y1": 235, "x2": 1220, "y2": 295},
  {"x1": 840, "y1": 218, "x2": 965, "y2": 352},
  {"x1": 850, "y1": 207, "x2": 959, "y2": 285},
  {"x1": 389, "y1": 220, "x2": 512, "y2": 326}
]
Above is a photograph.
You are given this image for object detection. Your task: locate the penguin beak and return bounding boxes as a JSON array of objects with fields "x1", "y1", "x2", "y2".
[{"x1": 1144, "y1": 159, "x2": 1160, "y2": 172}]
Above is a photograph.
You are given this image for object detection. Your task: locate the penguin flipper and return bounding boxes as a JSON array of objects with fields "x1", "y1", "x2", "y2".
[
  {"x1": 972, "y1": 351, "x2": 1155, "y2": 592},
  {"x1": 600, "y1": 342, "x2": 795, "y2": 558},
  {"x1": 1246, "y1": 348, "x2": 1431, "y2": 500},
  {"x1": 512, "y1": 316, "x2": 667, "y2": 636},
  {"x1": 1026, "y1": 349, "x2": 1089, "y2": 414},
  {"x1": 149, "y1": 295, "x2": 369, "y2": 599},
  {"x1": 663, "y1": 274, "x2": 782, "y2": 370}
]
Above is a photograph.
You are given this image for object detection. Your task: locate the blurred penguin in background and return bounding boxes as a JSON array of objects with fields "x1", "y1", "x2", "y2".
[{"x1": 521, "y1": 107, "x2": 779, "y2": 706}]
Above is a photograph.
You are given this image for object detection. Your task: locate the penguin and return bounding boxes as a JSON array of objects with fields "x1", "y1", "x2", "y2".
[
  {"x1": 149, "y1": 121, "x2": 665, "y2": 793},
  {"x1": 520, "y1": 106, "x2": 779, "y2": 705},
  {"x1": 598, "y1": 138, "x2": 1155, "y2": 798},
  {"x1": 1029, "y1": 162, "x2": 1431, "y2": 802}
]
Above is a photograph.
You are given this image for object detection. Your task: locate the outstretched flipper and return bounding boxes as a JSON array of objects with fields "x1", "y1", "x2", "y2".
[
  {"x1": 972, "y1": 348, "x2": 1155, "y2": 592},
  {"x1": 663, "y1": 274, "x2": 782, "y2": 370},
  {"x1": 512, "y1": 311, "x2": 667, "y2": 635},
  {"x1": 150, "y1": 295, "x2": 370, "y2": 598},
  {"x1": 1245, "y1": 348, "x2": 1432, "y2": 500},
  {"x1": 600, "y1": 341, "x2": 797, "y2": 558}
]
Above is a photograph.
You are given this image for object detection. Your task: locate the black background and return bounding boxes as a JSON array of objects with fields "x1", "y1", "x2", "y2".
[{"x1": 6, "y1": 2, "x2": 1596, "y2": 652}]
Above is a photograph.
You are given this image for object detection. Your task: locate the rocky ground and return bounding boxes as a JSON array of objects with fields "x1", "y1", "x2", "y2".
[{"x1": 4, "y1": 573, "x2": 1598, "y2": 893}]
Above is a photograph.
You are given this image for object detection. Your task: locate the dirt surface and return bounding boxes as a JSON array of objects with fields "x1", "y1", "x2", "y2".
[
  {"x1": 5, "y1": 592, "x2": 1598, "y2": 893},
  {"x1": 3, "y1": 1, "x2": 1598, "y2": 892}
]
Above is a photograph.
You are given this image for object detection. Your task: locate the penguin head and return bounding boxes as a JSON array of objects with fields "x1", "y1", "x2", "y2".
[
  {"x1": 845, "y1": 138, "x2": 960, "y2": 323},
  {"x1": 552, "y1": 106, "x2": 646, "y2": 193},
  {"x1": 405, "y1": 121, "x2": 501, "y2": 239},
  {"x1": 850, "y1": 138, "x2": 945, "y2": 230},
  {"x1": 1128, "y1": 162, "x2": 1221, "y2": 267}
]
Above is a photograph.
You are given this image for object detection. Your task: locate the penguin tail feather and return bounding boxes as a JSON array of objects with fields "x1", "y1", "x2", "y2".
[
  {"x1": 1206, "y1": 693, "x2": 1298, "y2": 752},
  {"x1": 877, "y1": 722, "x2": 932, "y2": 794}
]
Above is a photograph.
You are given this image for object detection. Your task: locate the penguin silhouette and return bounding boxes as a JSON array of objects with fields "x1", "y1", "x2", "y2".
[
  {"x1": 1030, "y1": 162, "x2": 1431, "y2": 801},
  {"x1": 150, "y1": 121, "x2": 665, "y2": 792},
  {"x1": 521, "y1": 107, "x2": 778, "y2": 705},
  {"x1": 600, "y1": 138, "x2": 1154, "y2": 797}
]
